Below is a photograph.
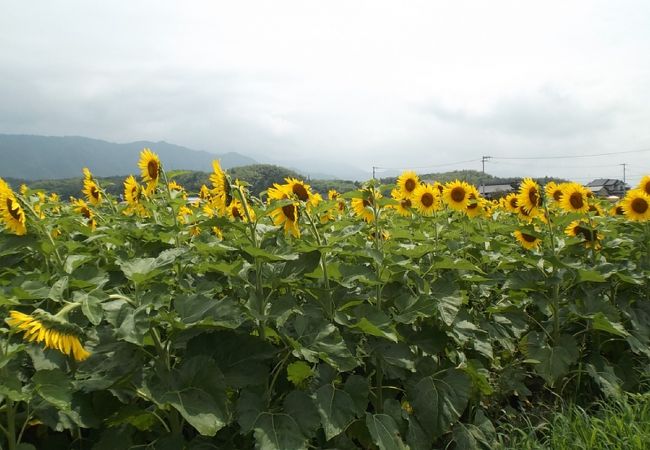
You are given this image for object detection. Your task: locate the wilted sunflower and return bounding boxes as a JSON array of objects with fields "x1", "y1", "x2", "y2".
[
  {"x1": 0, "y1": 185, "x2": 27, "y2": 236},
  {"x1": 559, "y1": 182, "x2": 590, "y2": 213},
  {"x1": 396, "y1": 171, "x2": 420, "y2": 198},
  {"x1": 517, "y1": 178, "x2": 542, "y2": 213},
  {"x1": 544, "y1": 182, "x2": 564, "y2": 204},
  {"x1": 138, "y1": 148, "x2": 161, "y2": 195},
  {"x1": 7, "y1": 310, "x2": 90, "y2": 361},
  {"x1": 443, "y1": 180, "x2": 472, "y2": 211},
  {"x1": 637, "y1": 175, "x2": 650, "y2": 196},
  {"x1": 514, "y1": 230, "x2": 541, "y2": 250},
  {"x1": 565, "y1": 220, "x2": 602, "y2": 248},
  {"x1": 621, "y1": 189, "x2": 650, "y2": 221},
  {"x1": 413, "y1": 184, "x2": 440, "y2": 216}
]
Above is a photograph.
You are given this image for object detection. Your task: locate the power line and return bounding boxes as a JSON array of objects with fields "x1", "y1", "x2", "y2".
[
  {"x1": 491, "y1": 148, "x2": 650, "y2": 160},
  {"x1": 373, "y1": 158, "x2": 481, "y2": 171}
]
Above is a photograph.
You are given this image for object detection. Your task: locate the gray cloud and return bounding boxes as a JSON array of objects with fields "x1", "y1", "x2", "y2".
[{"x1": 425, "y1": 87, "x2": 620, "y2": 139}]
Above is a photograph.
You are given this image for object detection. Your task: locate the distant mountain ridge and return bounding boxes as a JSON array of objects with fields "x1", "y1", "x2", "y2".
[{"x1": 0, "y1": 134, "x2": 256, "y2": 180}]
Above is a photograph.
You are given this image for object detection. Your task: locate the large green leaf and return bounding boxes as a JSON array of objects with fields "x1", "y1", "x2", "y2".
[
  {"x1": 408, "y1": 368, "x2": 471, "y2": 440},
  {"x1": 33, "y1": 369, "x2": 72, "y2": 410},
  {"x1": 523, "y1": 332, "x2": 579, "y2": 385},
  {"x1": 150, "y1": 356, "x2": 229, "y2": 436},
  {"x1": 313, "y1": 383, "x2": 360, "y2": 440},
  {"x1": 366, "y1": 413, "x2": 409, "y2": 450}
]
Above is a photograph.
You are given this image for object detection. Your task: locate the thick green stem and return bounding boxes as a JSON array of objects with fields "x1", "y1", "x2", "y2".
[
  {"x1": 305, "y1": 209, "x2": 333, "y2": 317},
  {"x1": 5, "y1": 400, "x2": 16, "y2": 450},
  {"x1": 375, "y1": 357, "x2": 384, "y2": 414}
]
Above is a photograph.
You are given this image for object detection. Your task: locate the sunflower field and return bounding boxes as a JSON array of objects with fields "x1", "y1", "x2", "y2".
[{"x1": 1, "y1": 149, "x2": 650, "y2": 450}]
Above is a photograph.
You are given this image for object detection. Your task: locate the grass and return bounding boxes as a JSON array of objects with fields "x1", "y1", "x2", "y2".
[{"x1": 494, "y1": 393, "x2": 650, "y2": 450}]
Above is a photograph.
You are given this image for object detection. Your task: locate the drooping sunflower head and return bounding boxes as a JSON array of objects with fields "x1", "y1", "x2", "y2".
[
  {"x1": 351, "y1": 196, "x2": 375, "y2": 223},
  {"x1": 138, "y1": 148, "x2": 161, "y2": 192},
  {"x1": 621, "y1": 189, "x2": 650, "y2": 221},
  {"x1": 443, "y1": 180, "x2": 472, "y2": 211},
  {"x1": 7, "y1": 309, "x2": 90, "y2": 361},
  {"x1": 504, "y1": 193, "x2": 519, "y2": 212},
  {"x1": 270, "y1": 201, "x2": 300, "y2": 237},
  {"x1": 396, "y1": 171, "x2": 420, "y2": 198},
  {"x1": 413, "y1": 184, "x2": 440, "y2": 216},
  {"x1": 0, "y1": 190, "x2": 27, "y2": 236},
  {"x1": 514, "y1": 230, "x2": 541, "y2": 250},
  {"x1": 210, "y1": 160, "x2": 232, "y2": 204},
  {"x1": 389, "y1": 189, "x2": 413, "y2": 217},
  {"x1": 565, "y1": 220, "x2": 602, "y2": 248},
  {"x1": 517, "y1": 178, "x2": 543, "y2": 213},
  {"x1": 559, "y1": 182, "x2": 590, "y2": 213},
  {"x1": 83, "y1": 178, "x2": 102, "y2": 206},
  {"x1": 637, "y1": 175, "x2": 650, "y2": 197}
]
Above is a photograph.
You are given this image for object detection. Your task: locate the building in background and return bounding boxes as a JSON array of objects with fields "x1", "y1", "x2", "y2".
[{"x1": 586, "y1": 179, "x2": 627, "y2": 198}]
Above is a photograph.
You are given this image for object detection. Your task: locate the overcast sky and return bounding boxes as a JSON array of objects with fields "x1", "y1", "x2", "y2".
[{"x1": 1, "y1": 1, "x2": 649, "y2": 183}]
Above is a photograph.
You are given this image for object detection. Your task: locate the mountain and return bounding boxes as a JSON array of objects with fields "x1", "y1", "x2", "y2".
[{"x1": 0, "y1": 134, "x2": 256, "y2": 180}]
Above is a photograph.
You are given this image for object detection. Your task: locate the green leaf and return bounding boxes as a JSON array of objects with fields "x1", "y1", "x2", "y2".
[
  {"x1": 284, "y1": 390, "x2": 321, "y2": 439},
  {"x1": 64, "y1": 254, "x2": 92, "y2": 274},
  {"x1": 523, "y1": 332, "x2": 579, "y2": 385},
  {"x1": 591, "y1": 313, "x2": 629, "y2": 338},
  {"x1": 33, "y1": 369, "x2": 72, "y2": 410},
  {"x1": 48, "y1": 276, "x2": 68, "y2": 301},
  {"x1": 151, "y1": 356, "x2": 229, "y2": 436},
  {"x1": 81, "y1": 293, "x2": 103, "y2": 325},
  {"x1": 174, "y1": 293, "x2": 245, "y2": 329},
  {"x1": 409, "y1": 368, "x2": 471, "y2": 440},
  {"x1": 366, "y1": 413, "x2": 409, "y2": 450},
  {"x1": 577, "y1": 269, "x2": 606, "y2": 283},
  {"x1": 313, "y1": 383, "x2": 359, "y2": 440},
  {"x1": 287, "y1": 361, "x2": 314, "y2": 387}
]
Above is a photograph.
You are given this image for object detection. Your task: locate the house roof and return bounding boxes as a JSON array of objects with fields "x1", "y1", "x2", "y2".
[
  {"x1": 479, "y1": 184, "x2": 514, "y2": 194},
  {"x1": 587, "y1": 178, "x2": 623, "y2": 187}
]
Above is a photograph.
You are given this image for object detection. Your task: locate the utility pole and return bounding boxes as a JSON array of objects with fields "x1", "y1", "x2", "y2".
[
  {"x1": 481, "y1": 156, "x2": 492, "y2": 195},
  {"x1": 372, "y1": 166, "x2": 376, "y2": 181},
  {"x1": 620, "y1": 163, "x2": 626, "y2": 184}
]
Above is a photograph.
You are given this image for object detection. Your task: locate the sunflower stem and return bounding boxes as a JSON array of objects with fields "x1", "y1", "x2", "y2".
[
  {"x1": 5, "y1": 400, "x2": 16, "y2": 450},
  {"x1": 304, "y1": 209, "x2": 333, "y2": 318},
  {"x1": 54, "y1": 302, "x2": 82, "y2": 319}
]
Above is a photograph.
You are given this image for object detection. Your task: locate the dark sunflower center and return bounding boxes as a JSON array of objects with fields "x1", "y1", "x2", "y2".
[
  {"x1": 450, "y1": 187, "x2": 465, "y2": 202},
  {"x1": 553, "y1": 190, "x2": 562, "y2": 201},
  {"x1": 528, "y1": 188, "x2": 539, "y2": 207},
  {"x1": 81, "y1": 207, "x2": 91, "y2": 219},
  {"x1": 576, "y1": 225, "x2": 596, "y2": 241},
  {"x1": 522, "y1": 233, "x2": 537, "y2": 243},
  {"x1": 282, "y1": 204, "x2": 297, "y2": 222},
  {"x1": 437, "y1": 184, "x2": 444, "y2": 193},
  {"x1": 519, "y1": 207, "x2": 530, "y2": 217},
  {"x1": 509, "y1": 197, "x2": 518, "y2": 208},
  {"x1": 7, "y1": 198, "x2": 21, "y2": 221},
  {"x1": 362, "y1": 198, "x2": 373, "y2": 208},
  {"x1": 90, "y1": 186, "x2": 100, "y2": 199},
  {"x1": 569, "y1": 192, "x2": 584, "y2": 209},
  {"x1": 421, "y1": 193, "x2": 434, "y2": 207},
  {"x1": 631, "y1": 197, "x2": 648, "y2": 214},
  {"x1": 405, "y1": 179, "x2": 416, "y2": 192},
  {"x1": 615, "y1": 206, "x2": 624, "y2": 215},
  {"x1": 292, "y1": 184, "x2": 309, "y2": 201},
  {"x1": 401, "y1": 198, "x2": 412, "y2": 208},
  {"x1": 147, "y1": 160, "x2": 159, "y2": 180},
  {"x1": 231, "y1": 206, "x2": 242, "y2": 219},
  {"x1": 588, "y1": 205, "x2": 601, "y2": 215},
  {"x1": 644, "y1": 182, "x2": 650, "y2": 196}
]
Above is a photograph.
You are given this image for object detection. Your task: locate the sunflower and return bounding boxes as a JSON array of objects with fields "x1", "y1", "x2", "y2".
[
  {"x1": 637, "y1": 175, "x2": 650, "y2": 196},
  {"x1": 227, "y1": 199, "x2": 255, "y2": 222},
  {"x1": 7, "y1": 310, "x2": 90, "y2": 361},
  {"x1": 517, "y1": 178, "x2": 542, "y2": 213},
  {"x1": 396, "y1": 171, "x2": 420, "y2": 198},
  {"x1": 464, "y1": 188, "x2": 483, "y2": 218},
  {"x1": 351, "y1": 197, "x2": 375, "y2": 222},
  {"x1": 212, "y1": 226, "x2": 224, "y2": 240},
  {"x1": 123, "y1": 176, "x2": 142, "y2": 205},
  {"x1": 504, "y1": 193, "x2": 519, "y2": 212},
  {"x1": 621, "y1": 189, "x2": 650, "y2": 221},
  {"x1": 138, "y1": 148, "x2": 161, "y2": 194},
  {"x1": 609, "y1": 204, "x2": 625, "y2": 216},
  {"x1": 443, "y1": 180, "x2": 472, "y2": 211},
  {"x1": 72, "y1": 198, "x2": 97, "y2": 231},
  {"x1": 517, "y1": 204, "x2": 546, "y2": 223},
  {"x1": 559, "y1": 182, "x2": 590, "y2": 213},
  {"x1": 270, "y1": 201, "x2": 300, "y2": 237},
  {"x1": 412, "y1": 184, "x2": 440, "y2": 216},
  {"x1": 514, "y1": 230, "x2": 541, "y2": 250},
  {"x1": 390, "y1": 189, "x2": 413, "y2": 217},
  {"x1": 587, "y1": 202, "x2": 605, "y2": 216},
  {"x1": 82, "y1": 167, "x2": 93, "y2": 180},
  {"x1": 0, "y1": 187, "x2": 27, "y2": 236},
  {"x1": 544, "y1": 182, "x2": 565, "y2": 204},
  {"x1": 565, "y1": 220, "x2": 602, "y2": 248},
  {"x1": 83, "y1": 178, "x2": 102, "y2": 205}
]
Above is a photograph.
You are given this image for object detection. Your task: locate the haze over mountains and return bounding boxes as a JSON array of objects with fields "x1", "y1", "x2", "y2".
[{"x1": 0, "y1": 134, "x2": 257, "y2": 180}]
